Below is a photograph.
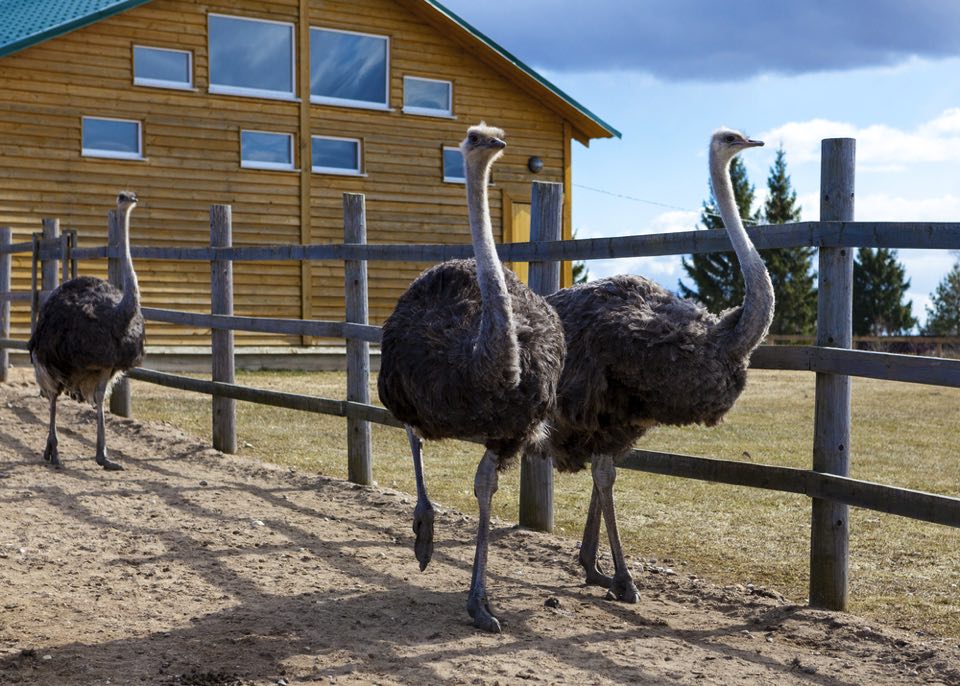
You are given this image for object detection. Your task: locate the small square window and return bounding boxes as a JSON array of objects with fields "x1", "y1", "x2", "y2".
[
  {"x1": 403, "y1": 76, "x2": 452, "y2": 117},
  {"x1": 134, "y1": 46, "x2": 193, "y2": 89},
  {"x1": 241, "y1": 130, "x2": 295, "y2": 171},
  {"x1": 82, "y1": 117, "x2": 142, "y2": 160},
  {"x1": 310, "y1": 27, "x2": 389, "y2": 109},
  {"x1": 312, "y1": 136, "x2": 362, "y2": 175},
  {"x1": 442, "y1": 146, "x2": 465, "y2": 183},
  {"x1": 209, "y1": 14, "x2": 295, "y2": 99}
]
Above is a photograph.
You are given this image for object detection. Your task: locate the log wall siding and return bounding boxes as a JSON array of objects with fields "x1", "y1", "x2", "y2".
[{"x1": 0, "y1": 0, "x2": 568, "y2": 343}]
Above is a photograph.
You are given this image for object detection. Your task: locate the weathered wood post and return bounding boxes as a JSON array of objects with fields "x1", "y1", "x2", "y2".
[
  {"x1": 519, "y1": 181, "x2": 563, "y2": 532},
  {"x1": 41, "y1": 218, "x2": 60, "y2": 298},
  {"x1": 108, "y1": 211, "x2": 133, "y2": 417},
  {"x1": 343, "y1": 193, "x2": 373, "y2": 485},
  {"x1": 211, "y1": 204, "x2": 237, "y2": 454},
  {"x1": 0, "y1": 228, "x2": 11, "y2": 382},
  {"x1": 810, "y1": 137, "x2": 855, "y2": 610}
]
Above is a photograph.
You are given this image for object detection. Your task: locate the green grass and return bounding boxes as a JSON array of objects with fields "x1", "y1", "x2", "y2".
[{"x1": 129, "y1": 369, "x2": 960, "y2": 637}]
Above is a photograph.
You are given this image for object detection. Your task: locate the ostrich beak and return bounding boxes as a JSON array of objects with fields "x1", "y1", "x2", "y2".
[
  {"x1": 743, "y1": 138, "x2": 764, "y2": 148},
  {"x1": 488, "y1": 137, "x2": 506, "y2": 150}
]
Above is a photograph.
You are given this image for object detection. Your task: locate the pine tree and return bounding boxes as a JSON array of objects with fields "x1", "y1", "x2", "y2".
[
  {"x1": 924, "y1": 262, "x2": 960, "y2": 335},
  {"x1": 679, "y1": 156, "x2": 758, "y2": 311},
  {"x1": 571, "y1": 227, "x2": 588, "y2": 284},
  {"x1": 759, "y1": 146, "x2": 817, "y2": 335},
  {"x1": 852, "y1": 248, "x2": 917, "y2": 335}
]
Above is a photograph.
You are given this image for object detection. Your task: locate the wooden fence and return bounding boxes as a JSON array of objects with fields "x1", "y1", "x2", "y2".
[{"x1": 2, "y1": 137, "x2": 960, "y2": 614}]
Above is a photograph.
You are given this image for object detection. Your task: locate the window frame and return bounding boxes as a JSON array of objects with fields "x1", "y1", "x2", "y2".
[
  {"x1": 81, "y1": 116, "x2": 144, "y2": 161},
  {"x1": 402, "y1": 75, "x2": 453, "y2": 117},
  {"x1": 208, "y1": 13, "x2": 296, "y2": 101},
  {"x1": 442, "y1": 145, "x2": 465, "y2": 184},
  {"x1": 132, "y1": 45, "x2": 194, "y2": 90},
  {"x1": 311, "y1": 135, "x2": 363, "y2": 176},
  {"x1": 239, "y1": 129, "x2": 296, "y2": 171},
  {"x1": 309, "y1": 26, "x2": 390, "y2": 110}
]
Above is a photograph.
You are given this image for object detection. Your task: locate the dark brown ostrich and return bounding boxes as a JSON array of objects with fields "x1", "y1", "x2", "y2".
[
  {"x1": 28, "y1": 191, "x2": 145, "y2": 471},
  {"x1": 377, "y1": 124, "x2": 565, "y2": 633},
  {"x1": 544, "y1": 129, "x2": 774, "y2": 603}
]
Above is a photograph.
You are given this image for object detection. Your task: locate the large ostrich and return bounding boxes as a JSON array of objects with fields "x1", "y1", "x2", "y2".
[
  {"x1": 378, "y1": 124, "x2": 565, "y2": 632},
  {"x1": 29, "y1": 191, "x2": 145, "y2": 471},
  {"x1": 544, "y1": 129, "x2": 773, "y2": 603}
]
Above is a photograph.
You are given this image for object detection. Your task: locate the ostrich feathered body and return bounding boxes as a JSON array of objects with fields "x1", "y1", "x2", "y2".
[
  {"x1": 378, "y1": 259, "x2": 565, "y2": 467},
  {"x1": 28, "y1": 276, "x2": 145, "y2": 403},
  {"x1": 545, "y1": 274, "x2": 757, "y2": 472}
]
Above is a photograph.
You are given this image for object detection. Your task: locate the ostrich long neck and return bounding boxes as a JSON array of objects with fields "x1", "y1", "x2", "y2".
[
  {"x1": 711, "y1": 151, "x2": 774, "y2": 359},
  {"x1": 465, "y1": 153, "x2": 520, "y2": 385},
  {"x1": 117, "y1": 205, "x2": 140, "y2": 319}
]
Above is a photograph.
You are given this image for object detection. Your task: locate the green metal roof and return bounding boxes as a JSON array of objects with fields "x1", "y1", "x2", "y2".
[
  {"x1": 0, "y1": 0, "x2": 619, "y2": 140},
  {"x1": 0, "y1": 0, "x2": 152, "y2": 58}
]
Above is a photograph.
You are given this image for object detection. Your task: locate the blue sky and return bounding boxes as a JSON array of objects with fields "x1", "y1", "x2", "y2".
[{"x1": 442, "y1": 0, "x2": 960, "y2": 327}]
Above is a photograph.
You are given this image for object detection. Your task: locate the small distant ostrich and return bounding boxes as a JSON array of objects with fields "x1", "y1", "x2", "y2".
[
  {"x1": 544, "y1": 129, "x2": 773, "y2": 602},
  {"x1": 29, "y1": 191, "x2": 145, "y2": 471},
  {"x1": 378, "y1": 124, "x2": 565, "y2": 633}
]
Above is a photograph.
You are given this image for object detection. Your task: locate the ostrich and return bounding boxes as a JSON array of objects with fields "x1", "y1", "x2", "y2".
[
  {"x1": 29, "y1": 191, "x2": 145, "y2": 471},
  {"x1": 544, "y1": 129, "x2": 773, "y2": 603},
  {"x1": 378, "y1": 124, "x2": 565, "y2": 633}
]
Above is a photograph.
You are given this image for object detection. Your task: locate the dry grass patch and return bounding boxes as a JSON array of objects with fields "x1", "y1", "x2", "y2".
[{"x1": 129, "y1": 368, "x2": 960, "y2": 637}]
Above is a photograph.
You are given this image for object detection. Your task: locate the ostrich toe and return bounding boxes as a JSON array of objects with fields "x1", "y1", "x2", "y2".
[
  {"x1": 42, "y1": 441, "x2": 61, "y2": 468},
  {"x1": 467, "y1": 591, "x2": 501, "y2": 633},
  {"x1": 579, "y1": 552, "x2": 613, "y2": 588},
  {"x1": 95, "y1": 452, "x2": 124, "y2": 471},
  {"x1": 604, "y1": 571, "x2": 639, "y2": 603},
  {"x1": 412, "y1": 501, "x2": 435, "y2": 571}
]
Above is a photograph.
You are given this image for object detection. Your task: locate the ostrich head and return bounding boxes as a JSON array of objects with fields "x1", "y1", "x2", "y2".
[
  {"x1": 117, "y1": 190, "x2": 138, "y2": 211},
  {"x1": 710, "y1": 128, "x2": 764, "y2": 167},
  {"x1": 460, "y1": 123, "x2": 506, "y2": 167}
]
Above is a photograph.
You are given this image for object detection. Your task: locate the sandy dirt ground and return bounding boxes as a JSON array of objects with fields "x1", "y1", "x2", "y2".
[{"x1": 0, "y1": 371, "x2": 959, "y2": 686}]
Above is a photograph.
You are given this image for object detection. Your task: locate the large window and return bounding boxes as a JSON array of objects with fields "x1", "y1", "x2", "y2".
[
  {"x1": 312, "y1": 136, "x2": 362, "y2": 175},
  {"x1": 240, "y1": 130, "x2": 295, "y2": 171},
  {"x1": 442, "y1": 146, "x2": 465, "y2": 183},
  {"x1": 133, "y1": 46, "x2": 193, "y2": 89},
  {"x1": 403, "y1": 76, "x2": 452, "y2": 117},
  {"x1": 209, "y1": 14, "x2": 294, "y2": 99},
  {"x1": 310, "y1": 27, "x2": 388, "y2": 109},
  {"x1": 82, "y1": 117, "x2": 143, "y2": 160}
]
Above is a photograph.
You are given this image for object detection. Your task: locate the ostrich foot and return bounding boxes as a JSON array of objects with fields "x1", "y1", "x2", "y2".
[
  {"x1": 412, "y1": 501, "x2": 435, "y2": 571},
  {"x1": 467, "y1": 591, "x2": 501, "y2": 633},
  {"x1": 95, "y1": 452, "x2": 124, "y2": 471},
  {"x1": 578, "y1": 553, "x2": 613, "y2": 588},
  {"x1": 604, "y1": 571, "x2": 639, "y2": 603},
  {"x1": 42, "y1": 441, "x2": 61, "y2": 468}
]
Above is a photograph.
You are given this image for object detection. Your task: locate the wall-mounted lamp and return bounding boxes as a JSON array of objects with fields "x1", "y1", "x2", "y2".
[{"x1": 527, "y1": 156, "x2": 544, "y2": 173}]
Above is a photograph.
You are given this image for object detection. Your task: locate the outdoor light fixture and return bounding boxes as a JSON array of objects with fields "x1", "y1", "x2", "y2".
[{"x1": 527, "y1": 156, "x2": 543, "y2": 173}]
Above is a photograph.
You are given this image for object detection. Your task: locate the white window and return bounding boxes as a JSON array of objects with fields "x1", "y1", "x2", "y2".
[
  {"x1": 312, "y1": 136, "x2": 362, "y2": 175},
  {"x1": 240, "y1": 130, "x2": 295, "y2": 171},
  {"x1": 310, "y1": 27, "x2": 388, "y2": 109},
  {"x1": 82, "y1": 117, "x2": 143, "y2": 160},
  {"x1": 209, "y1": 14, "x2": 295, "y2": 99},
  {"x1": 133, "y1": 46, "x2": 193, "y2": 89},
  {"x1": 403, "y1": 76, "x2": 452, "y2": 117},
  {"x1": 442, "y1": 146, "x2": 465, "y2": 183}
]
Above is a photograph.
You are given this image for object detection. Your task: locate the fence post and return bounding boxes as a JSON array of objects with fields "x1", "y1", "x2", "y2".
[
  {"x1": 0, "y1": 228, "x2": 10, "y2": 382},
  {"x1": 810, "y1": 137, "x2": 855, "y2": 610},
  {"x1": 41, "y1": 218, "x2": 59, "y2": 296},
  {"x1": 519, "y1": 181, "x2": 563, "y2": 532},
  {"x1": 343, "y1": 193, "x2": 373, "y2": 485},
  {"x1": 107, "y1": 211, "x2": 133, "y2": 417},
  {"x1": 211, "y1": 204, "x2": 237, "y2": 454}
]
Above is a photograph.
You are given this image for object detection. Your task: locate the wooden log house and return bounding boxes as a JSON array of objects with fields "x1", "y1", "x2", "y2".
[{"x1": 0, "y1": 0, "x2": 618, "y2": 351}]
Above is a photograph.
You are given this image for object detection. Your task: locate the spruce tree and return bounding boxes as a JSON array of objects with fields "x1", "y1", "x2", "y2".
[
  {"x1": 924, "y1": 262, "x2": 960, "y2": 335},
  {"x1": 852, "y1": 248, "x2": 917, "y2": 335},
  {"x1": 679, "y1": 156, "x2": 758, "y2": 311},
  {"x1": 759, "y1": 147, "x2": 816, "y2": 335}
]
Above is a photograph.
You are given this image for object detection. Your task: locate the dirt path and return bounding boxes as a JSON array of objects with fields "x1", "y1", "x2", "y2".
[{"x1": 0, "y1": 372, "x2": 958, "y2": 685}]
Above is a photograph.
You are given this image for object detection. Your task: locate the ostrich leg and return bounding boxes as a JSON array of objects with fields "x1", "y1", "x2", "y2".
[
  {"x1": 578, "y1": 481, "x2": 613, "y2": 588},
  {"x1": 591, "y1": 454, "x2": 638, "y2": 602},
  {"x1": 467, "y1": 448, "x2": 501, "y2": 633},
  {"x1": 43, "y1": 395, "x2": 61, "y2": 468},
  {"x1": 93, "y1": 380, "x2": 123, "y2": 471},
  {"x1": 407, "y1": 425, "x2": 435, "y2": 571}
]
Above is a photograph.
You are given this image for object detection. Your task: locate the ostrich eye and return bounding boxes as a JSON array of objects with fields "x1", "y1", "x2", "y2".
[
  {"x1": 724, "y1": 134, "x2": 736, "y2": 143},
  {"x1": 468, "y1": 134, "x2": 479, "y2": 144}
]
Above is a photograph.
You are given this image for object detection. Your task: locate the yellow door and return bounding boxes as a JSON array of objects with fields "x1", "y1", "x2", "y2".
[{"x1": 507, "y1": 201, "x2": 530, "y2": 284}]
